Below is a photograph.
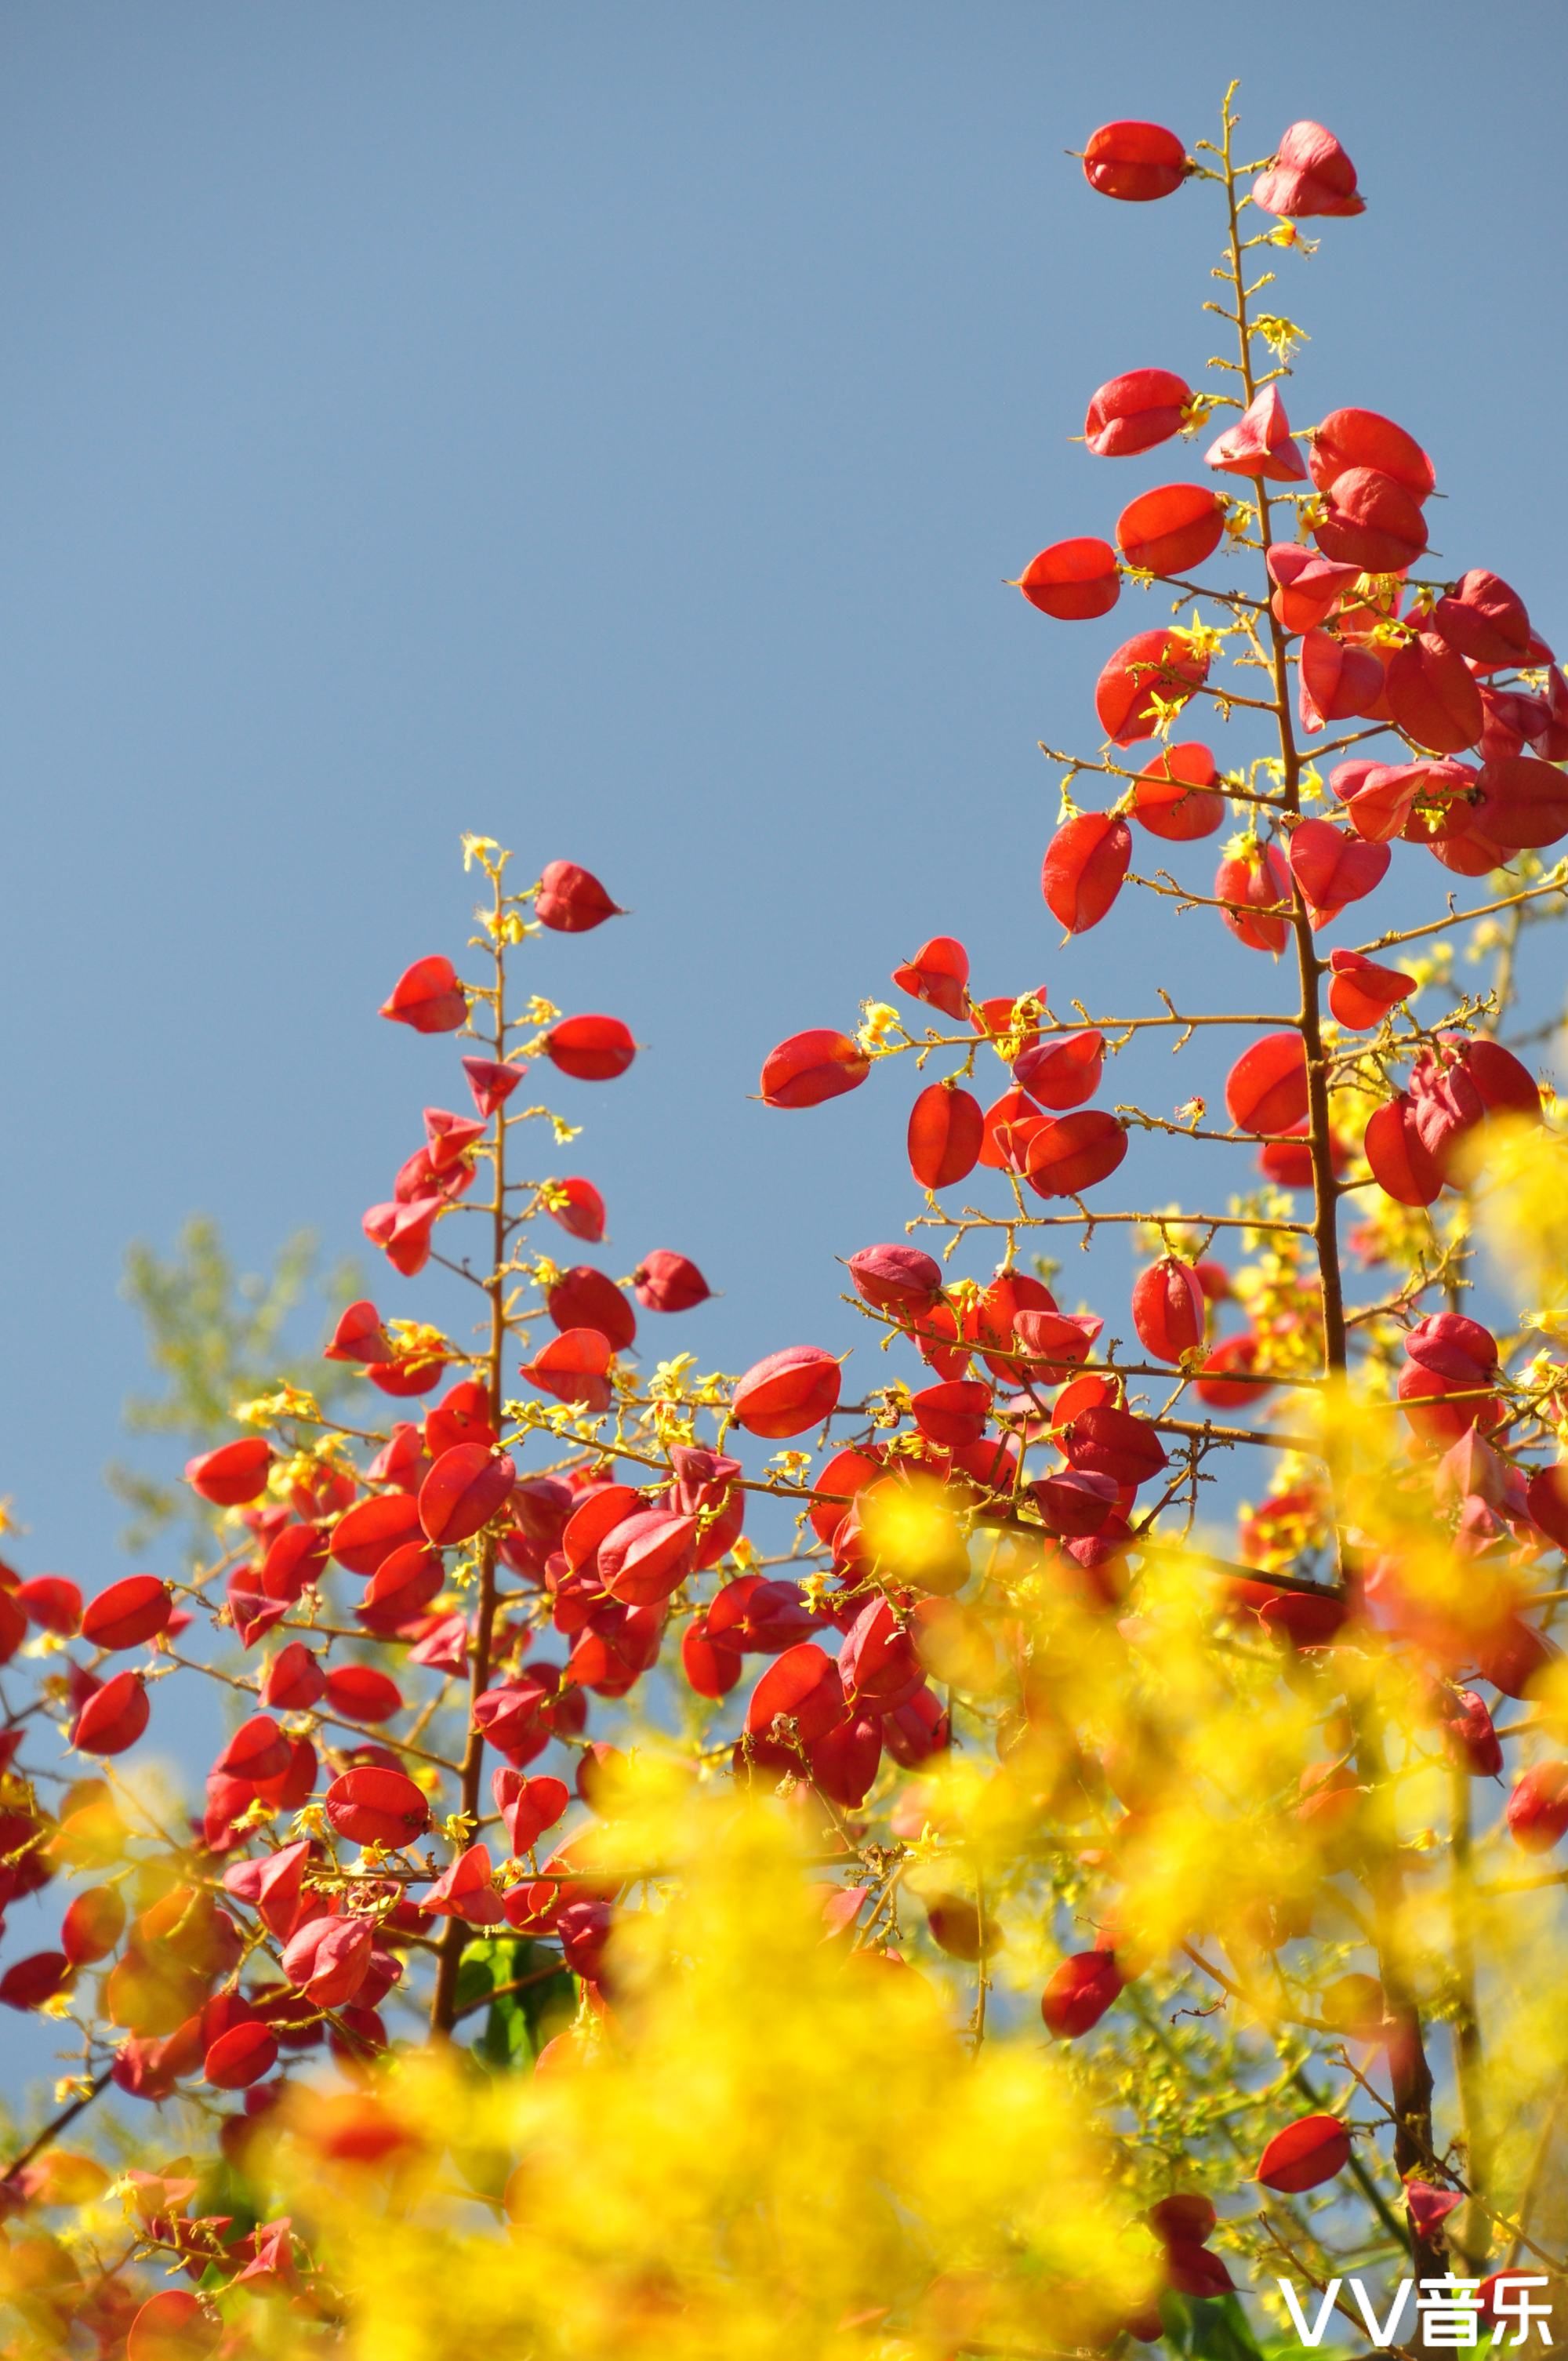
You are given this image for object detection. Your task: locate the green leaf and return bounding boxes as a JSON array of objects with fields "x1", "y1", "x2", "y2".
[{"x1": 456, "y1": 1934, "x2": 575, "y2": 2071}]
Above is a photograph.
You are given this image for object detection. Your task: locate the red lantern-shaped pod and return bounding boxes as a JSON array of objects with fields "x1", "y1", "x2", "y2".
[
  {"x1": 1131, "y1": 742, "x2": 1225, "y2": 841},
  {"x1": 1309, "y1": 408, "x2": 1435, "y2": 501},
  {"x1": 1041, "y1": 1947, "x2": 1127, "y2": 2036},
  {"x1": 1257, "y1": 2112, "x2": 1353, "y2": 2192},
  {"x1": 1251, "y1": 122, "x2": 1365, "y2": 219},
  {"x1": 731, "y1": 1347, "x2": 842, "y2": 1438},
  {"x1": 1025, "y1": 1112, "x2": 1128, "y2": 1198},
  {"x1": 544, "y1": 1015, "x2": 637, "y2": 1082},
  {"x1": 379, "y1": 953, "x2": 467, "y2": 1033},
  {"x1": 1215, "y1": 841, "x2": 1292, "y2": 953},
  {"x1": 1015, "y1": 539, "x2": 1120, "y2": 621},
  {"x1": 1083, "y1": 368, "x2": 1192, "y2": 457},
  {"x1": 534, "y1": 860, "x2": 622, "y2": 932},
  {"x1": 325, "y1": 1767, "x2": 432, "y2": 1850},
  {"x1": 1267, "y1": 545, "x2": 1360, "y2": 634},
  {"x1": 1327, "y1": 949, "x2": 1414, "y2": 1030},
  {"x1": 1363, "y1": 1096, "x2": 1443, "y2": 1208},
  {"x1": 744, "y1": 1643, "x2": 847, "y2": 1745},
  {"x1": 1287, "y1": 819, "x2": 1389, "y2": 925},
  {"x1": 542, "y1": 1175, "x2": 607, "y2": 1242},
  {"x1": 187, "y1": 1438, "x2": 273, "y2": 1507},
  {"x1": 1313, "y1": 468, "x2": 1428, "y2": 573},
  {"x1": 1432, "y1": 571, "x2": 1532, "y2": 668},
  {"x1": 1131, "y1": 1258, "x2": 1206, "y2": 1363},
  {"x1": 1203, "y1": 386, "x2": 1305, "y2": 483},
  {"x1": 1386, "y1": 633, "x2": 1485, "y2": 755},
  {"x1": 907, "y1": 1082, "x2": 984, "y2": 1190},
  {"x1": 1476, "y1": 756, "x2": 1568, "y2": 852},
  {"x1": 760, "y1": 1029, "x2": 871, "y2": 1109},
  {"x1": 1094, "y1": 629, "x2": 1209, "y2": 745},
  {"x1": 521, "y1": 1328, "x2": 615, "y2": 1415},
  {"x1": 891, "y1": 935, "x2": 969, "y2": 1019},
  {"x1": 1081, "y1": 121, "x2": 1189, "y2": 202},
  {"x1": 1225, "y1": 1032, "x2": 1310, "y2": 1136},
  {"x1": 1013, "y1": 1028, "x2": 1105, "y2": 1110},
  {"x1": 1115, "y1": 485, "x2": 1226, "y2": 576},
  {"x1": 1042, "y1": 812, "x2": 1132, "y2": 933}
]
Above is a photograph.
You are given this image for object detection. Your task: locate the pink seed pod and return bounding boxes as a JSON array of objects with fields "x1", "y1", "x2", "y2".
[
  {"x1": 1251, "y1": 122, "x2": 1365, "y2": 219},
  {"x1": 1203, "y1": 386, "x2": 1305, "y2": 483},
  {"x1": 1081, "y1": 121, "x2": 1189, "y2": 203}
]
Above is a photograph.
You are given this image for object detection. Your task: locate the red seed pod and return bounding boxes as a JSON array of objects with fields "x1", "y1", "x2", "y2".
[
  {"x1": 979, "y1": 1086, "x2": 1044, "y2": 1173},
  {"x1": 205, "y1": 2020, "x2": 279, "y2": 2090},
  {"x1": 760, "y1": 1028, "x2": 871, "y2": 1109},
  {"x1": 325, "y1": 1665, "x2": 405, "y2": 1724},
  {"x1": 1506, "y1": 1762, "x2": 1568, "y2": 1853},
  {"x1": 1251, "y1": 122, "x2": 1364, "y2": 219},
  {"x1": 809, "y1": 1712, "x2": 884, "y2": 1808},
  {"x1": 261, "y1": 1640, "x2": 327, "y2": 1713},
  {"x1": 1385, "y1": 632, "x2": 1485, "y2": 754},
  {"x1": 1114, "y1": 484, "x2": 1226, "y2": 575},
  {"x1": 1013, "y1": 1309, "x2": 1101, "y2": 1382},
  {"x1": 423, "y1": 1379, "x2": 496, "y2": 1460},
  {"x1": 1131, "y1": 742, "x2": 1224, "y2": 841},
  {"x1": 1083, "y1": 368, "x2": 1192, "y2": 457},
  {"x1": 1332, "y1": 758, "x2": 1431, "y2": 843},
  {"x1": 358, "y1": 1543, "x2": 443, "y2": 1632},
  {"x1": 1327, "y1": 948, "x2": 1414, "y2": 1030},
  {"x1": 419, "y1": 1444, "x2": 516, "y2": 1547},
  {"x1": 521, "y1": 1328, "x2": 615, "y2": 1413},
  {"x1": 907, "y1": 1081, "x2": 984, "y2": 1190},
  {"x1": 1298, "y1": 630, "x2": 1388, "y2": 730},
  {"x1": 808, "y1": 1449, "x2": 884, "y2": 1545},
  {"x1": 1015, "y1": 538, "x2": 1120, "y2": 621},
  {"x1": 542, "y1": 1175, "x2": 607, "y2": 1243},
  {"x1": 839, "y1": 1596, "x2": 924, "y2": 1711},
  {"x1": 1363, "y1": 1095, "x2": 1443, "y2": 1208},
  {"x1": 186, "y1": 1437, "x2": 273, "y2": 1507},
  {"x1": 325, "y1": 1767, "x2": 431, "y2": 1850},
  {"x1": 1030, "y1": 1466, "x2": 1120, "y2": 1537},
  {"x1": 0, "y1": 1589, "x2": 24, "y2": 1667},
  {"x1": 1063, "y1": 1404, "x2": 1167, "y2": 1486},
  {"x1": 1440, "y1": 1689, "x2": 1504, "y2": 1778},
  {"x1": 597, "y1": 1509, "x2": 699, "y2": 1605},
  {"x1": 632, "y1": 1250, "x2": 711, "y2": 1313},
  {"x1": 1527, "y1": 1463, "x2": 1568, "y2": 1551},
  {"x1": 1042, "y1": 812, "x2": 1132, "y2": 933},
  {"x1": 1266, "y1": 544, "x2": 1361, "y2": 634},
  {"x1": 379, "y1": 953, "x2": 468, "y2": 1033},
  {"x1": 461, "y1": 1055, "x2": 524, "y2": 1117},
  {"x1": 1257, "y1": 2112, "x2": 1353, "y2": 2192},
  {"x1": 1203, "y1": 386, "x2": 1305, "y2": 483},
  {"x1": 125, "y1": 2293, "x2": 223, "y2": 2361},
  {"x1": 890, "y1": 935, "x2": 969, "y2": 1019},
  {"x1": 15, "y1": 1576, "x2": 81, "y2": 1636},
  {"x1": 0, "y1": 1951, "x2": 73, "y2": 2010},
  {"x1": 1094, "y1": 629, "x2": 1209, "y2": 746},
  {"x1": 283, "y1": 1912, "x2": 375, "y2": 2005},
  {"x1": 544, "y1": 1015, "x2": 636, "y2": 1082},
  {"x1": 492, "y1": 1767, "x2": 570, "y2": 1856},
  {"x1": 324, "y1": 1299, "x2": 393, "y2": 1366},
  {"x1": 1309, "y1": 409, "x2": 1435, "y2": 500},
  {"x1": 1215, "y1": 841, "x2": 1292, "y2": 953},
  {"x1": 848, "y1": 1244, "x2": 945, "y2": 1317},
  {"x1": 362, "y1": 1195, "x2": 442, "y2": 1278},
  {"x1": 1132, "y1": 1258, "x2": 1206, "y2": 1362},
  {"x1": 1432, "y1": 570, "x2": 1532, "y2": 668},
  {"x1": 561, "y1": 1484, "x2": 642, "y2": 1574},
  {"x1": 534, "y1": 859, "x2": 623, "y2": 932},
  {"x1": 1287, "y1": 818, "x2": 1389, "y2": 924},
  {"x1": 744, "y1": 1642, "x2": 847, "y2": 1744},
  {"x1": 1475, "y1": 755, "x2": 1568, "y2": 852},
  {"x1": 1024, "y1": 1110, "x2": 1128, "y2": 1198},
  {"x1": 73, "y1": 1669, "x2": 150, "y2": 1756},
  {"x1": 681, "y1": 1615, "x2": 745, "y2": 1700},
  {"x1": 1013, "y1": 1028, "x2": 1105, "y2": 1109},
  {"x1": 423, "y1": 1107, "x2": 486, "y2": 1173},
  {"x1": 910, "y1": 1379, "x2": 992, "y2": 1450},
  {"x1": 1081, "y1": 121, "x2": 1189, "y2": 202},
  {"x1": 1259, "y1": 1121, "x2": 1349, "y2": 1188},
  {"x1": 732, "y1": 1346, "x2": 843, "y2": 1439},
  {"x1": 216, "y1": 1713, "x2": 292, "y2": 1782},
  {"x1": 1041, "y1": 1947, "x2": 1126, "y2": 2036},
  {"x1": 1313, "y1": 467, "x2": 1428, "y2": 573},
  {"x1": 546, "y1": 1264, "x2": 636, "y2": 1353},
  {"x1": 330, "y1": 1491, "x2": 423, "y2": 1575},
  {"x1": 61, "y1": 1884, "x2": 127, "y2": 1967}
]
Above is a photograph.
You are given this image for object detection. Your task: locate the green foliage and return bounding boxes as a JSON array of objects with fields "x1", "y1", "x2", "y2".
[
  {"x1": 106, "y1": 1215, "x2": 364, "y2": 1550},
  {"x1": 456, "y1": 1935, "x2": 577, "y2": 2071}
]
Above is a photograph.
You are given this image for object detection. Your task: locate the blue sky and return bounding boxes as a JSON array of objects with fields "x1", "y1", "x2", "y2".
[{"x1": 3, "y1": 0, "x2": 1567, "y2": 1589}]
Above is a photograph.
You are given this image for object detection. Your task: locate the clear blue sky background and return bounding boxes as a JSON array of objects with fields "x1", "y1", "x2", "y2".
[{"x1": 4, "y1": 0, "x2": 1568, "y2": 1594}]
